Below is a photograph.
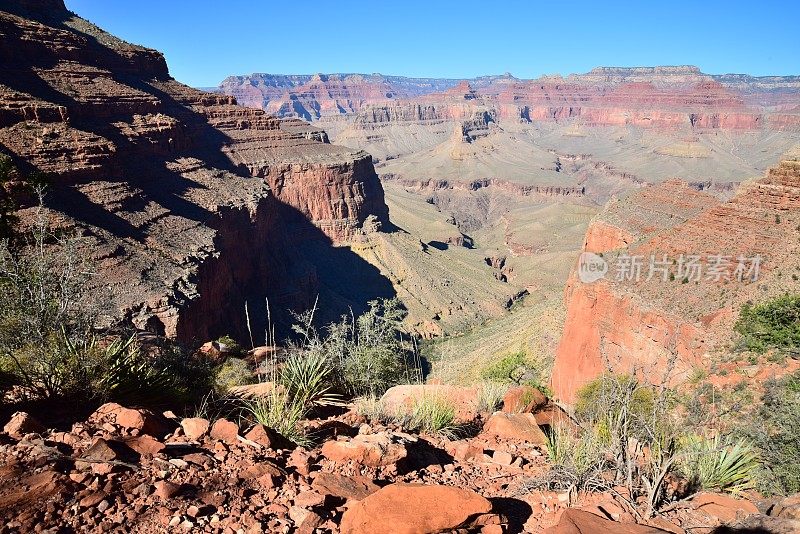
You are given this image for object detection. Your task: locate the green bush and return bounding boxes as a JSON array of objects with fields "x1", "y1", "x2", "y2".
[
  {"x1": 291, "y1": 298, "x2": 420, "y2": 397},
  {"x1": 0, "y1": 204, "x2": 208, "y2": 406},
  {"x1": 0, "y1": 207, "x2": 97, "y2": 399},
  {"x1": 735, "y1": 295, "x2": 800, "y2": 353},
  {"x1": 481, "y1": 351, "x2": 526, "y2": 383},
  {"x1": 214, "y1": 335, "x2": 242, "y2": 355},
  {"x1": 574, "y1": 374, "x2": 656, "y2": 430},
  {"x1": 213, "y1": 358, "x2": 254, "y2": 395},
  {"x1": 740, "y1": 371, "x2": 800, "y2": 495}
]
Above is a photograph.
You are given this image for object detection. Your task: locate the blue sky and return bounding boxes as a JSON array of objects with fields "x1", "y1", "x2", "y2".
[{"x1": 65, "y1": 0, "x2": 800, "y2": 88}]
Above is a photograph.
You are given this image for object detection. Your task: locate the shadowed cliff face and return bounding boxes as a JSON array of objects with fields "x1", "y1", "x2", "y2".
[{"x1": 0, "y1": 1, "x2": 393, "y2": 343}]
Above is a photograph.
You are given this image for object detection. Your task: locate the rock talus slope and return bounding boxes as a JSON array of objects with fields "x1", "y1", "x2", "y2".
[{"x1": 0, "y1": 1, "x2": 389, "y2": 342}]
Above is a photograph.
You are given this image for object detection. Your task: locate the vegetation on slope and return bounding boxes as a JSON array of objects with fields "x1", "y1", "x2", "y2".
[{"x1": 735, "y1": 294, "x2": 800, "y2": 354}]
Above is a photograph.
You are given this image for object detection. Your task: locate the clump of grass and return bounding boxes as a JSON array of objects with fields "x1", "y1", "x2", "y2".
[
  {"x1": 407, "y1": 394, "x2": 459, "y2": 438},
  {"x1": 681, "y1": 435, "x2": 760, "y2": 495},
  {"x1": 477, "y1": 381, "x2": 507, "y2": 413},
  {"x1": 544, "y1": 423, "x2": 604, "y2": 477},
  {"x1": 242, "y1": 388, "x2": 310, "y2": 447},
  {"x1": 354, "y1": 393, "x2": 392, "y2": 424}
]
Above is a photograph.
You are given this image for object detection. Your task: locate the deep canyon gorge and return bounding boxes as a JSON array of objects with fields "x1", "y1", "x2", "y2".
[{"x1": 1, "y1": 1, "x2": 800, "y2": 532}]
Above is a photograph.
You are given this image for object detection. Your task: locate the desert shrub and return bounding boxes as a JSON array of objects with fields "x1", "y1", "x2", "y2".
[
  {"x1": 740, "y1": 371, "x2": 800, "y2": 495},
  {"x1": 291, "y1": 298, "x2": 420, "y2": 397},
  {"x1": 574, "y1": 374, "x2": 657, "y2": 433},
  {"x1": 214, "y1": 335, "x2": 242, "y2": 355},
  {"x1": 0, "y1": 155, "x2": 47, "y2": 239},
  {"x1": 572, "y1": 374, "x2": 681, "y2": 517},
  {"x1": 735, "y1": 295, "x2": 800, "y2": 354},
  {"x1": 407, "y1": 394, "x2": 459, "y2": 438},
  {"x1": 213, "y1": 358, "x2": 254, "y2": 395},
  {"x1": 0, "y1": 207, "x2": 98, "y2": 399},
  {"x1": 0, "y1": 204, "x2": 206, "y2": 406},
  {"x1": 481, "y1": 351, "x2": 550, "y2": 395},
  {"x1": 680, "y1": 435, "x2": 759, "y2": 495},
  {"x1": 477, "y1": 381, "x2": 507, "y2": 413},
  {"x1": 481, "y1": 351, "x2": 526, "y2": 383},
  {"x1": 242, "y1": 388, "x2": 310, "y2": 447}
]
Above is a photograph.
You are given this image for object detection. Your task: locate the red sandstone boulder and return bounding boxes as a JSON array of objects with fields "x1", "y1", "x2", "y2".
[
  {"x1": 77, "y1": 437, "x2": 140, "y2": 469},
  {"x1": 89, "y1": 403, "x2": 170, "y2": 437},
  {"x1": 311, "y1": 472, "x2": 380, "y2": 501},
  {"x1": 483, "y1": 412, "x2": 548, "y2": 445},
  {"x1": 446, "y1": 439, "x2": 484, "y2": 462},
  {"x1": 534, "y1": 405, "x2": 579, "y2": 433},
  {"x1": 502, "y1": 385, "x2": 547, "y2": 413},
  {"x1": 545, "y1": 509, "x2": 673, "y2": 533},
  {"x1": 339, "y1": 483, "x2": 494, "y2": 534},
  {"x1": 210, "y1": 418, "x2": 239, "y2": 444},
  {"x1": 321, "y1": 433, "x2": 407, "y2": 467},
  {"x1": 180, "y1": 418, "x2": 210, "y2": 441},
  {"x1": 3, "y1": 412, "x2": 45, "y2": 438},
  {"x1": 772, "y1": 493, "x2": 800, "y2": 520},
  {"x1": 691, "y1": 492, "x2": 759, "y2": 523},
  {"x1": 122, "y1": 435, "x2": 165, "y2": 456},
  {"x1": 244, "y1": 424, "x2": 285, "y2": 449}
]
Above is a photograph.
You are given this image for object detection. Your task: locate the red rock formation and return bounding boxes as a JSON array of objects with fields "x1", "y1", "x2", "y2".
[
  {"x1": 0, "y1": 1, "x2": 389, "y2": 342},
  {"x1": 220, "y1": 66, "x2": 800, "y2": 132},
  {"x1": 552, "y1": 162, "x2": 800, "y2": 403}
]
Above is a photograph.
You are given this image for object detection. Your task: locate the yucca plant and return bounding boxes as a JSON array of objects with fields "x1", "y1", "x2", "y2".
[
  {"x1": 280, "y1": 351, "x2": 343, "y2": 408},
  {"x1": 86, "y1": 334, "x2": 179, "y2": 405},
  {"x1": 682, "y1": 435, "x2": 760, "y2": 495}
]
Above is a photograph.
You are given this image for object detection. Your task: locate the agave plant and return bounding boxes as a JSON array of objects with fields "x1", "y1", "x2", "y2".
[
  {"x1": 682, "y1": 435, "x2": 760, "y2": 495},
  {"x1": 279, "y1": 351, "x2": 343, "y2": 409}
]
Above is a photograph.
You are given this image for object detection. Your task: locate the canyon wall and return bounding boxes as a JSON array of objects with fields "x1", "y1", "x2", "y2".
[
  {"x1": 0, "y1": 1, "x2": 389, "y2": 343},
  {"x1": 552, "y1": 158, "x2": 800, "y2": 403},
  {"x1": 219, "y1": 67, "x2": 800, "y2": 132}
]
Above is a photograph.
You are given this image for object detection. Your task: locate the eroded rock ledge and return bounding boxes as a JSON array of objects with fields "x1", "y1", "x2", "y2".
[{"x1": 0, "y1": 1, "x2": 389, "y2": 342}]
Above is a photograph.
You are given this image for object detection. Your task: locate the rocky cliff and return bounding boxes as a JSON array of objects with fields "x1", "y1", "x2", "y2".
[
  {"x1": 219, "y1": 67, "x2": 800, "y2": 132},
  {"x1": 551, "y1": 156, "x2": 800, "y2": 403},
  {"x1": 0, "y1": 1, "x2": 390, "y2": 343}
]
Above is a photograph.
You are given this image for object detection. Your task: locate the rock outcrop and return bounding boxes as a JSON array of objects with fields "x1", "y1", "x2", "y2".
[
  {"x1": 552, "y1": 156, "x2": 800, "y2": 403},
  {"x1": 0, "y1": 1, "x2": 390, "y2": 342}
]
